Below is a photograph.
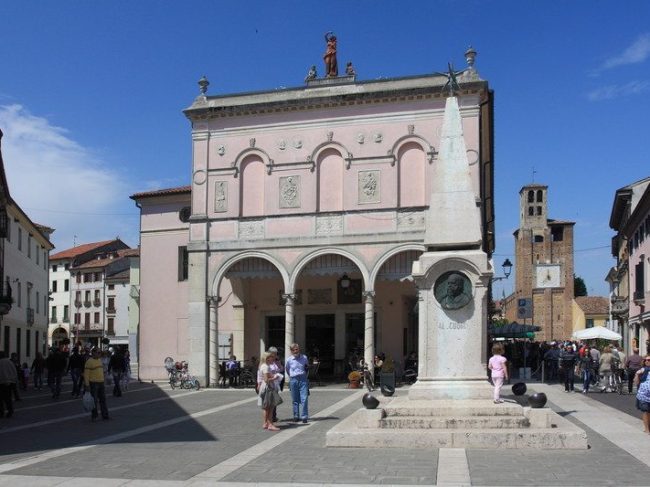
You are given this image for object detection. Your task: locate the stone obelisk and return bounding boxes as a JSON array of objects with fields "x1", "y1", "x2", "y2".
[{"x1": 409, "y1": 93, "x2": 493, "y2": 400}]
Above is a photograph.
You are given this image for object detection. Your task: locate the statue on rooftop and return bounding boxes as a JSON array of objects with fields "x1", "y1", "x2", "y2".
[
  {"x1": 323, "y1": 32, "x2": 338, "y2": 77},
  {"x1": 304, "y1": 65, "x2": 318, "y2": 83},
  {"x1": 345, "y1": 61, "x2": 356, "y2": 76}
]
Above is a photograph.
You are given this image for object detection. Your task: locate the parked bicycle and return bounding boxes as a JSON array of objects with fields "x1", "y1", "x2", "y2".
[
  {"x1": 362, "y1": 364, "x2": 375, "y2": 392},
  {"x1": 164, "y1": 357, "x2": 201, "y2": 390}
]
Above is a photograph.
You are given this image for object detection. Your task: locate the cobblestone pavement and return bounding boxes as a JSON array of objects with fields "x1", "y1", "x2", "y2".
[{"x1": 0, "y1": 380, "x2": 649, "y2": 486}]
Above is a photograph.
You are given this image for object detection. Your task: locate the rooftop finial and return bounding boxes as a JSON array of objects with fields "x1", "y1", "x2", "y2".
[
  {"x1": 198, "y1": 75, "x2": 210, "y2": 95},
  {"x1": 436, "y1": 62, "x2": 463, "y2": 97},
  {"x1": 462, "y1": 46, "x2": 480, "y2": 81}
]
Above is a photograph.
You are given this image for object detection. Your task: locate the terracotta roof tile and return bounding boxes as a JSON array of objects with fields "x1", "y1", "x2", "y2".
[
  {"x1": 73, "y1": 248, "x2": 133, "y2": 269},
  {"x1": 50, "y1": 240, "x2": 117, "y2": 261},
  {"x1": 575, "y1": 296, "x2": 609, "y2": 315},
  {"x1": 130, "y1": 186, "x2": 191, "y2": 200}
]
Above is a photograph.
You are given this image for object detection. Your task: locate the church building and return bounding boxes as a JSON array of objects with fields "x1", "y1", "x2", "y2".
[{"x1": 132, "y1": 48, "x2": 495, "y2": 385}]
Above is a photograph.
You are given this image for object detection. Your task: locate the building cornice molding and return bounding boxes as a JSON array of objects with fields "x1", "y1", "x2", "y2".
[{"x1": 184, "y1": 79, "x2": 488, "y2": 122}]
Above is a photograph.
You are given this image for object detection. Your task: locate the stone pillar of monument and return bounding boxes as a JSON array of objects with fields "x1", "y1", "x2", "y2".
[
  {"x1": 410, "y1": 95, "x2": 493, "y2": 400},
  {"x1": 283, "y1": 293, "x2": 295, "y2": 366}
]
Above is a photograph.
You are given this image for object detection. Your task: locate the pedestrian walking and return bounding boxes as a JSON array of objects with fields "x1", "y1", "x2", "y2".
[
  {"x1": 84, "y1": 347, "x2": 109, "y2": 421},
  {"x1": 30, "y1": 352, "x2": 45, "y2": 390},
  {"x1": 634, "y1": 356, "x2": 650, "y2": 434},
  {"x1": 625, "y1": 348, "x2": 643, "y2": 394},
  {"x1": 488, "y1": 343, "x2": 508, "y2": 404},
  {"x1": 600, "y1": 346, "x2": 615, "y2": 392},
  {"x1": 20, "y1": 363, "x2": 29, "y2": 390},
  {"x1": 267, "y1": 347, "x2": 284, "y2": 422},
  {"x1": 49, "y1": 346, "x2": 67, "y2": 399},
  {"x1": 9, "y1": 353, "x2": 21, "y2": 400},
  {"x1": 579, "y1": 346, "x2": 595, "y2": 394},
  {"x1": 226, "y1": 355, "x2": 239, "y2": 388},
  {"x1": 285, "y1": 343, "x2": 309, "y2": 423},
  {"x1": 67, "y1": 348, "x2": 84, "y2": 397},
  {"x1": 108, "y1": 348, "x2": 125, "y2": 397},
  {"x1": 559, "y1": 345, "x2": 577, "y2": 392},
  {"x1": 123, "y1": 350, "x2": 132, "y2": 390},
  {"x1": 0, "y1": 351, "x2": 17, "y2": 418},
  {"x1": 257, "y1": 352, "x2": 282, "y2": 431}
]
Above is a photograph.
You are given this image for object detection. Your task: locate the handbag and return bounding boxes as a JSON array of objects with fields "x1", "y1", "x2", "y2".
[
  {"x1": 262, "y1": 384, "x2": 283, "y2": 408},
  {"x1": 82, "y1": 391, "x2": 94, "y2": 412}
]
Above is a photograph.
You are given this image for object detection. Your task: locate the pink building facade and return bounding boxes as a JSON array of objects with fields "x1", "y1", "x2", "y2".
[{"x1": 133, "y1": 69, "x2": 495, "y2": 384}]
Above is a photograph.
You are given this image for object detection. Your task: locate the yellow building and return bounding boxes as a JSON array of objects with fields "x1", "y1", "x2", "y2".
[{"x1": 572, "y1": 296, "x2": 610, "y2": 334}]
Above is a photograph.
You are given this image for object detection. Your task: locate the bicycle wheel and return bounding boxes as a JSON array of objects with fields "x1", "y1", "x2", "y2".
[
  {"x1": 192, "y1": 378, "x2": 201, "y2": 391},
  {"x1": 364, "y1": 370, "x2": 375, "y2": 392},
  {"x1": 170, "y1": 376, "x2": 178, "y2": 389}
]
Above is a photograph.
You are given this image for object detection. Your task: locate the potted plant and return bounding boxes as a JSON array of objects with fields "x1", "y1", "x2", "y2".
[{"x1": 348, "y1": 370, "x2": 362, "y2": 389}]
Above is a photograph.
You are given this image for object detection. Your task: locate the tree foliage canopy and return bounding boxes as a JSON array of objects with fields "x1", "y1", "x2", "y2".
[{"x1": 574, "y1": 275, "x2": 588, "y2": 297}]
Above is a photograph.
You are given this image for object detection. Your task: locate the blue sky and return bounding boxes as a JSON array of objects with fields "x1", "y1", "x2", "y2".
[{"x1": 1, "y1": 1, "x2": 649, "y2": 297}]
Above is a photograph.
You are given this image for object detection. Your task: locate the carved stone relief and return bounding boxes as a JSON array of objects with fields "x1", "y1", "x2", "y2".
[
  {"x1": 292, "y1": 138, "x2": 303, "y2": 149},
  {"x1": 277, "y1": 139, "x2": 287, "y2": 151},
  {"x1": 315, "y1": 215, "x2": 343, "y2": 236},
  {"x1": 239, "y1": 219, "x2": 264, "y2": 239},
  {"x1": 217, "y1": 145, "x2": 226, "y2": 156},
  {"x1": 279, "y1": 175, "x2": 301, "y2": 208},
  {"x1": 193, "y1": 170, "x2": 207, "y2": 185},
  {"x1": 358, "y1": 170, "x2": 380, "y2": 204},
  {"x1": 373, "y1": 133, "x2": 383, "y2": 143},
  {"x1": 214, "y1": 181, "x2": 228, "y2": 212},
  {"x1": 356, "y1": 133, "x2": 365, "y2": 144}
]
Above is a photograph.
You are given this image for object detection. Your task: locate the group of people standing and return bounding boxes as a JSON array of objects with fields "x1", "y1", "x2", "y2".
[{"x1": 257, "y1": 343, "x2": 310, "y2": 431}]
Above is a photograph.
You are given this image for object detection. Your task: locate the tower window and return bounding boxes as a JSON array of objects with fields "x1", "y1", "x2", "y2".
[
  {"x1": 536, "y1": 190, "x2": 543, "y2": 202},
  {"x1": 528, "y1": 207, "x2": 534, "y2": 216},
  {"x1": 528, "y1": 190, "x2": 534, "y2": 203},
  {"x1": 536, "y1": 206, "x2": 542, "y2": 215},
  {"x1": 534, "y1": 235, "x2": 544, "y2": 243},
  {"x1": 551, "y1": 227, "x2": 564, "y2": 241}
]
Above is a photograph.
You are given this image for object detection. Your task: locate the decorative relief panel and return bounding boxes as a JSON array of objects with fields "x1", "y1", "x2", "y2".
[
  {"x1": 358, "y1": 170, "x2": 380, "y2": 204},
  {"x1": 239, "y1": 219, "x2": 264, "y2": 239},
  {"x1": 397, "y1": 212, "x2": 425, "y2": 231},
  {"x1": 214, "y1": 181, "x2": 228, "y2": 212},
  {"x1": 279, "y1": 176, "x2": 301, "y2": 208},
  {"x1": 315, "y1": 215, "x2": 343, "y2": 236},
  {"x1": 308, "y1": 288, "x2": 332, "y2": 305}
]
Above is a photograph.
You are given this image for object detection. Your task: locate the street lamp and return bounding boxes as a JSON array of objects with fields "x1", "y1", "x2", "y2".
[{"x1": 492, "y1": 258, "x2": 513, "y2": 282}]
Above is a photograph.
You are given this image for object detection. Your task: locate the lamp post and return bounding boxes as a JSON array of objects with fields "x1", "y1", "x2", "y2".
[{"x1": 492, "y1": 258, "x2": 513, "y2": 282}]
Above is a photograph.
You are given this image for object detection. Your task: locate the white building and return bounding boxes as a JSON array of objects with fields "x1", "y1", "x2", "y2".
[
  {"x1": 3, "y1": 201, "x2": 54, "y2": 360},
  {"x1": 48, "y1": 239, "x2": 129, "y2": 347},
  {"x1": 70, "y1": 247, "x2": 131, "y2": 348}
]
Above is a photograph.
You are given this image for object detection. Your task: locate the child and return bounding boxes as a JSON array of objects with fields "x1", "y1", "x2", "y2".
[
  {"x1": 21, "y1": 362, "x2": 30, "y2": 390},
  {"x1": 488, "y1": 343, "x2": 509, "y2": 404}
]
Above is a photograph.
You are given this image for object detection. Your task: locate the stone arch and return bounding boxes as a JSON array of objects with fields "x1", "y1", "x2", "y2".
[
  {"x1": 289, "y1": 248, "x2": 370, "y2": 292},
  {"x1": 388, "y1": 135, "x2": 435, "y2": 165},
  {"x1": 369, "y1": 244, "x2": 426, "y2": 286},
  {"x1": 210, "y1": 251, "x2": 290, "y2": 297},
  {"x1": 230, "y1": 147, "x2": 273, "y2": 176},
  {"x1": 310, "y1": 141, "x2": 353, "y2": 166}
]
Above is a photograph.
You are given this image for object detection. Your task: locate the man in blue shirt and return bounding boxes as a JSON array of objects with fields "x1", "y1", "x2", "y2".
[{"x1": 285, "y1": 343, "x2": 309, "y2": 423}]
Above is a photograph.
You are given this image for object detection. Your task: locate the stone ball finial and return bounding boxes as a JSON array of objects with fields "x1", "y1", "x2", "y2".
[
  {"x1": 198, "y1": 75, "x2": 210, "y2": 95},
  {"x1": 464, "y1": 46, "x2": 477, "y2": 67}
]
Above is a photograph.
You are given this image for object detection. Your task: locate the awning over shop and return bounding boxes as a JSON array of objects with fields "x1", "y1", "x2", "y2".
[{"x1": 488, "y1": 322, "x2": 541, "y2": 338}]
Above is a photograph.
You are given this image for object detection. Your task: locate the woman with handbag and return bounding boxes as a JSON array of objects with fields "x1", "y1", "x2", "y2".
[{"x1": 257, "y1": 352, "x2": 282, "y2": 431}]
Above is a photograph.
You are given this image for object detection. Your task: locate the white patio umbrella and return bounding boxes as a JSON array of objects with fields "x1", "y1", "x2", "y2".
[{"x1": 572, "y1": 326, "x2": 622, "y2": 341}]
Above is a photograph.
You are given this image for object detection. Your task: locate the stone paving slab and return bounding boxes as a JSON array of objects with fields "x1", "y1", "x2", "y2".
[{"x1": 1, "y1": 383, "x2": 650, "y2": 486}]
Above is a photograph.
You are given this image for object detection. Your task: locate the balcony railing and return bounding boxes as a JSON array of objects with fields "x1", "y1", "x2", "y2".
[
  {"x1": 106, "y1": 306, "x2": 116, "y2": 314},
  {"x1": 611, "y1": 296, "x2": 629, "y2": 316},
  {"x1": 26, "y1": 308, "x2": 35, "y2": 325},
  {"x1": 93, "y1": 299, "x2": 101, "y2": 307},
  {"x1": 74, "y1": 300, "x2": 82, "y2": 308},
  {"x1": 50, "y1": 316, "x2": 57, "y2": 324},
  {"x1": 83, "y1": 300, "x2": 91, "y2": 308},
  {"x1": 63, "y1": 315, "x2": 70, "y2": 323}
]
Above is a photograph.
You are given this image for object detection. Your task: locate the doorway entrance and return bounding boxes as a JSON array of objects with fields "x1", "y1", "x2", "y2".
[
  {"x1": 305, "y1": 314, "x2": 335, "y2": 375},
  {"x1": 266, "y1": 316, "x2": 285, "y2": 356}
]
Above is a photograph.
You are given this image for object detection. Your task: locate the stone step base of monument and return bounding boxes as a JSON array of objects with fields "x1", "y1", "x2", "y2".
[
  {"x1": 384, "y1": 399, "x2": 523, "y2": 417},
  {"x1": 381, "y1": 415, "x2": 531, "y2": 429},
  {"x1": 326, "y1": 397, "x2": 588, "y2": 449}
]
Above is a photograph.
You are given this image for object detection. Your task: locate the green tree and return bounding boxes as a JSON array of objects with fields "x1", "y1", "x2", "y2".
[{"x1": 574, "y1": 275, "x2": 587, "y2": 297}]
